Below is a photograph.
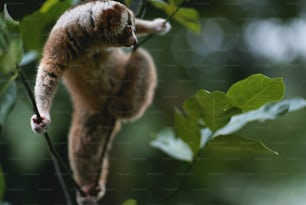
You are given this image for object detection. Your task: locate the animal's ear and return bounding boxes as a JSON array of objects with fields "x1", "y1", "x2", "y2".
[{"x1": 103, "y1": 7, "x2": 122, "y2": 27}]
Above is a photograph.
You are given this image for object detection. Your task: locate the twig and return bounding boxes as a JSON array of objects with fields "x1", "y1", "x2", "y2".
[
  {"x1": 17, "y1": 67, "x2": 86, "y2": 201},
  {"x1": 159, "y1": 148, "x2": 203, "y2": 203},
  {"x1": 94, "y1": 118, "x2": 116, "y2": 188}
]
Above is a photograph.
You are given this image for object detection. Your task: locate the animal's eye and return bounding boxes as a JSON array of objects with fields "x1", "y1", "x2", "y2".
[
  {"x1": 125, "y1": 26, "x2": 132, "y2": 34},
  {"x1": 127, "y1": 19, "x2": 132, "y2": 26}
]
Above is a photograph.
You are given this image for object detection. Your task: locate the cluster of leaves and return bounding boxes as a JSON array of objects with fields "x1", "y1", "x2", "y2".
[{"x1": 151, "y1": 74, "x2": 306, "y2": 162}]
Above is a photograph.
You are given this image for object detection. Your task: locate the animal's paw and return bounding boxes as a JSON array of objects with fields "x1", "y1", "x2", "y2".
[
  {"x1": 31, "y1": 114, "x2": 50, "y2": 134},
  {"x1": 152, "y1": 18, "x2": 171, "y2": 35},
  {"x1": 76, "y1": 185, "x2": 105, "y2": 205}
]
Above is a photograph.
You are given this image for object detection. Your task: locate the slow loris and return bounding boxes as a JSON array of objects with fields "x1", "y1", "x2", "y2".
[{"x1": 30, "y1": 0, "x2": 171, "y2": 204}]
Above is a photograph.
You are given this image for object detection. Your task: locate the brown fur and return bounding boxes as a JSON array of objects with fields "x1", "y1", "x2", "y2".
[{"x1": 31, "y1": 0, "x2": 170, "y2": 203}]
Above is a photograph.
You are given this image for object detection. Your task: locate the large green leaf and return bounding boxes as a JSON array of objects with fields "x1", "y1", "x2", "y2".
[
  {"x1": 206, "y1": 135, "x2": 278, "y2": 155},
  {"x1": 0, "y1": 79, "x2": 17, "y2": 133},
  {"x1": 20, "y1": 0, "x2": 71, "y2": 50},
  {"x1": 151, "y1": 128, "x2": 193, "y2": 162},
  {"x1": 227, "y1": 74, "x2": 285, "y2": 112},
  {"x1": 213, "y1": 98, "x2": 306, "y2": 138},
  {"x1": 122, "y1": 199, "x2": 138, "y2": 205},
  {"x1": 194, "y1": 90, "x2": 241, "y2": 131},
  {"x1": 0, "y1": 166, "x2": 5, "y2": 200}
]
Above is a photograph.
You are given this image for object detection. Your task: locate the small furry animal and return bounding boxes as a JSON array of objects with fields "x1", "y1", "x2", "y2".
[{"x1": 30, "y1": 0, "x2": 171, "y2": 204}]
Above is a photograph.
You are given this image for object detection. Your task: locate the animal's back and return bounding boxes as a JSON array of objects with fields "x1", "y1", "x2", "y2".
[{"x1": 62, "y1": 48, "x2": 128, "y2": 110}]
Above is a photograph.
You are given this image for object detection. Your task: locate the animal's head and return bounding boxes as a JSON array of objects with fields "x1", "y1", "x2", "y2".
[{"x1": 96, "y1": 1, "x2": 137, "y2": 47}]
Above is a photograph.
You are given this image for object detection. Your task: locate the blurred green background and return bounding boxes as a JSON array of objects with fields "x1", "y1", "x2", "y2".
[{"x1": 2, "y1": 0, "x2": 306, "y2": 204}]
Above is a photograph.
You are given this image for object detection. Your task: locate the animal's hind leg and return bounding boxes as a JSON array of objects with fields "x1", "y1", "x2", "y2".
[
  {"x1": 68, "y1": 110, "x2": 119, "y2": 203},
  {"x1": 108, "y1": 48, "x2": 157, "y2": 121}
]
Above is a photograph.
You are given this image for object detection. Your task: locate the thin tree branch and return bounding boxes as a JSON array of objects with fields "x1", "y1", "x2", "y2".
[
  {"x1": 94, "y1": 118, "x2": 116, "y2": 188},
  {"x1": 159, "y1": 148, "x2": 203, "y2": 203},
  {"x1": 17, "y1": 67, "x2": 86, "y2": 201}
]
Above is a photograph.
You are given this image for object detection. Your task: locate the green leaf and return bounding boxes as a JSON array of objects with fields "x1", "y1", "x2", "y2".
[
  {"x1": 182, "y1": 96, "x2": 202, "y2": 125},
  {"x1": 148, "y1": 0, "x2": 200, "y2": 33},
  {"x1": 0, "y1": 79, "x2": 17, "y2": 133},
  {"x1": 0, "y1": 165, "x2": 5, "y2": 200},
  {"x1": 0, "y1": 32, "x2": 8, "y2": 53},
  {"x1": 173, "y1": 15, "x2": 201, "y2": 33},
  {"x1": 227, "y1": 74, "x2": 285, "y2": 112},
  {"x1": 20, "y1": 12, "x2": 46, "y2": 50},
  {"x1": 0, "y1": 37, "x2": 23, "y2": 74},
  {"x1": 0, "y1": 6, "x2": 23, "y2": 74},
  {"x1": 175, "y1": 107, "x2": 201, "y2": 154},
  {"x1": 3, "y1": 4, "x2": 19, "y2": 32},
  {"x1": 40, "y1": 0, "x2": 61, "y2": 13},
  {"x1": 122, "y1": 199, "x2": 138, "y2": 205},
  {"x1": 20, "y1": 0, "x2": 71, "y2": 50},
  {"x1": 175, "y1": 7, "x2": 199, "y2": 20},
  {"x1": 151, "y1": 128, "x2": 193, "y2": 162},
  {"x1": 213, "y1": 98, "x2": 306, "y2": 137},
  {"x1": 206, "y1": 135, "x2": 278, "y2": 155},
  {"x1": 194, "y1": 90, "x2": 241, "y2": 131}
]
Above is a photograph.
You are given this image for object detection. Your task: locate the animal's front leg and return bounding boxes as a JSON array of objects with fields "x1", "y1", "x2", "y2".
[
  {"x1": 135, "y1": 18, "x2": 171, "y2": 36},
  {"x1": 31, "y1": 63, "x2": 64, "y2": 133}
]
